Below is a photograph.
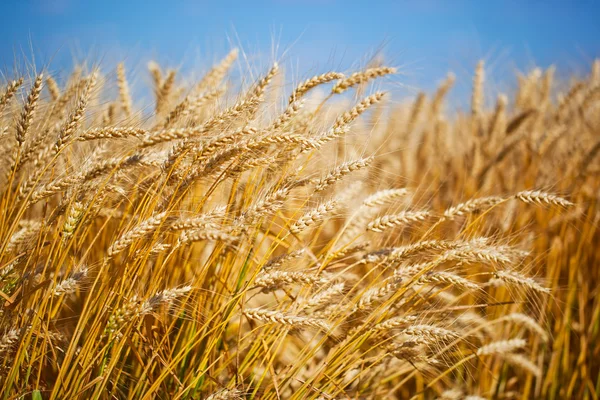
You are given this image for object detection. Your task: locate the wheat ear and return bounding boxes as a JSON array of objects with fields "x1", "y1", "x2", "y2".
[
  {"x1": 514, "y1": 190, "x2": 573, "y2": 207},
  {"x1": 367, "y1": 210, "x2": 432, "y2": 233},
  {"x1": 471, "y1": 60, "x2": 484, "y2": 116},
  {"x1": 15, "y1": 74, "x2": 44, "y2": 146},
  {"x1": 332, "y1": 67, "x2": 396, "y2": 94},
  {"x1": 0, "y1": 77, "x2": 24, "y2": 114},
  {"x1": 363, "y1": 188, "x2": 408, "y2": 207},
  {"x1": 243, "y1": 308, "x2": 330, "y2": 330},
  {"x1": 289, "y1": 72, "x2": 345, "y2": 103},
  {"x1": 477, "y1": 338, "x2": 527, "y2": 356},
  {"x1": 290, "y1": 200, "x2": 338, "y2": 234},
  {"x1": 108, "y1": 212, "x2": 168, "y2": 256},
  {"x1": 117, "y1": 63, "x2": 132, "y2": 118},
  {"x1": 313, "y1": 157, "x2": 373, "y2": 192}
]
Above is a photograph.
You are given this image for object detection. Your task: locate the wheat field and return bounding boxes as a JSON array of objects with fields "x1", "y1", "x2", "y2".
[{"x1": 0, "y1": 51, "x2": 599, "y2": 399}]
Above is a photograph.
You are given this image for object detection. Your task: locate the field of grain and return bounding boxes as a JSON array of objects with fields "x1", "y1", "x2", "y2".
[{"x1": 0, "y1": 51, "x2": 599, "y2": 399}]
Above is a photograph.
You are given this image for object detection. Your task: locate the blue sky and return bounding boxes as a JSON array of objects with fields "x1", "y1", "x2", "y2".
[{"x1": 1, "y1": 0, "x2": 599, "y2": 99}]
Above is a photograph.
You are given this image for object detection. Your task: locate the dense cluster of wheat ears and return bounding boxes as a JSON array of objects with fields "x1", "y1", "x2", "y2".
[{"x1": 0, "y1": 49, "x2": 599, "y2": 399}]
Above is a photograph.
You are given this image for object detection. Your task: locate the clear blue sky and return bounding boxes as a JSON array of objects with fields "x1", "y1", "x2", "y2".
[{"x1": 1, "y1": 0, "x2": 599, "y2": 98}]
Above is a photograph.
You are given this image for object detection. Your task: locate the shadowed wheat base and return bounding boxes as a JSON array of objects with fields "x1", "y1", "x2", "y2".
[{"x1": 0, "y1": 52, "x2": 598, "y2": 399}]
